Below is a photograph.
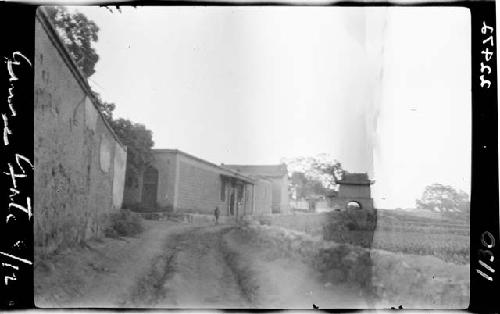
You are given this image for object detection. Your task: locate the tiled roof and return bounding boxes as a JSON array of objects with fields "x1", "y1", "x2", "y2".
[
  {"x1": 223, "y1": 164, "x2": 288, "y2": 177},
  {"x1": 153, "y1": 149, "x2": 255, "y2": 184},
  {"x1": 338, "y1": 173, "x2": 372, "y2": 185}
]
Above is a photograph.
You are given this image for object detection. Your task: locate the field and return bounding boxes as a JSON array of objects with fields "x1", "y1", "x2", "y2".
[{"x1": 324, "y1": 209, "x2": 470, "y2": 265}]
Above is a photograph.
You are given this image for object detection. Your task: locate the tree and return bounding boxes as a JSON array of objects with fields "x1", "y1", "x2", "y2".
[
  {"x1": 311, "y1": 158, "x2": 345, "y2": 186},
  {"x1": 283, "y1": 154, "x2": 345, "y2": 190},
  {"x1": 289, "y1": 172, "x2": 307, "y2": 199},
  {"x1": 284, "y1": 154, "x2": 345, "y2": 201},
  {"x1": 45, "y1": 6, "x2": 100, "y2": 78},
  {"x1": 45, "y1": 6, "x2": 155, "y2": 190},
  {"x1": 416, "y1": 183, "x2": 470, "y2": 215},
  {"x1": 303, "y1": 180, "x2": 326, "y2": 197},
  {"x1": 111, "y1": 118, "x2": 154, "y2": 173},
  {"x1": 92, "y1": 92, "x2": 116, "y2": 123}
]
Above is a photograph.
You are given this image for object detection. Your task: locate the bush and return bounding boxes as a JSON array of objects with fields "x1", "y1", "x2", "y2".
[
  {"x1": 257, "y1": 216, "x2": 272, "y2": 226},
  {"x1": 157, "y1": 204, "x2": 173, "y2": 213},
  {"x1": 105, "y1": 209, "x2": 144, "y2": 237},
  {"x1": 123, "y1": 202, "x2": 142, "y2": 212}
]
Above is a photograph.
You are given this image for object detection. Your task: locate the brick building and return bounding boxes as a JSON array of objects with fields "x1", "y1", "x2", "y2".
[
  {"x1": 34, "y1": 9, "x2": 127, "y2": 254},
  {"x1": 223, "y1": 164, "x2": 290, "y2": 214},
  {"x1": 327, "y1": 173, "x2": 374, "y2": 210},
  {"x1": 124, "y1": 149, "x2": 274, "y2": 217}
]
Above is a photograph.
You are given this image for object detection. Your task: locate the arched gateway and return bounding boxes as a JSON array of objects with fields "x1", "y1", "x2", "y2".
[{"x1": 327, "y1": 173, "x2": 374, "y2": 211}]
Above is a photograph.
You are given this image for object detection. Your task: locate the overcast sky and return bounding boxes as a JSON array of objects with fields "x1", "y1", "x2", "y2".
[{"x1": 69, "y1": 6, "x2": 471, "y2": 209}]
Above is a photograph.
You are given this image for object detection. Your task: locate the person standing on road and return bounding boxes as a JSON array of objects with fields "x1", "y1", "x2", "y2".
[{"x1": 214, "y1": 206, "x2": 220, "y2": 225}]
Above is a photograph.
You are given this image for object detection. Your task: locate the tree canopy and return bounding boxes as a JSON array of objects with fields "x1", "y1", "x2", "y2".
[
  {"x1": 289, "y1": 172, "x2": 326, "y2": 199},
  {"x1": 283, "y1": 154, "x2": 345, "y2": 200},
  {"x1": 46, "y1": 6, "x2": 155, "y2": 185},
  {"x1": 111, "y1": 118, "x2": 154, "y2": 172},
  {"x1": 45, "y1": 6, "x2": 99, "y2": 78},
  {"x1": 416, "y1": 183, "x2": 470, "y2": 215},
  {"x1": 92, "y1": 91, "x2": 116, "y2": 123}
]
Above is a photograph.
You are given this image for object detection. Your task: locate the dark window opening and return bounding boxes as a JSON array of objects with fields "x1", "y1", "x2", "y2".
[
  {"x1": 221, "y1": 180, "x2": 226, "y2": 201},
  {"x1": 237, "y1": 184, "x2": 244, "y2": 202}
]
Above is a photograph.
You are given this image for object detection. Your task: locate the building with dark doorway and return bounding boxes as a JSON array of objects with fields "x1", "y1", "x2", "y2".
[
  {"x1": 124, "y1": 149, "x2": 273, "y2": 217},
  {"x1": 327, "y1": 173, "x2": 374, "y2": 210},
  {"x1": 223, "y1": 164, "x2": 290, "y2": 214}
]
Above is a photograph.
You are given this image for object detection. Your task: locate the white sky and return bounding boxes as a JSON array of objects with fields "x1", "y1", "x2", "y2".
[{"x1": 70, "y1": 6, "x2": 471, "y2": 209}]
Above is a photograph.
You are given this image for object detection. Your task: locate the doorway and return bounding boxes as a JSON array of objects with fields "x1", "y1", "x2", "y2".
[
  {"x1": 141, "y1": 166, "x2": 159, "y2": 209},
  {"x1": 229, "y1": 191, "x2": 235, "y2": 216}
]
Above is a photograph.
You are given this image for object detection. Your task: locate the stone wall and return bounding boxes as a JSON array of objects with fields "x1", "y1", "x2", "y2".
[
  {"x1": 338, "y1": 184, "x2": 371, "y2": 198},
  {"x1": 329, "y1": 197, "x2": 374, "y2": 211},
  {"x1": 153, "y1": 151, "x2": 178, "y2": 209},
  {"x1": 255, "y1": 211, "x2": 377, "y2": 237},
  {"x1": 135, "y1": 151, "x2": 274, "y2": 216},
  {"x1": 269, "y1": 176, "x2": 290, "y2": 214},
  {"x1": 176, "y1": 155, "x2": 228, "y2": 215},
  {"x1": 245, "y1": 224, "x2": 469, "y2": 308},
  {"x1": 112, "y1": 142, "x2": 127, "y2": 209},
  {"x1": 252, "y1": 179, "x2": 273, "y2": 216},
  {"x1": 34, "y1": 13, "x2": 126, "y2": 255}
]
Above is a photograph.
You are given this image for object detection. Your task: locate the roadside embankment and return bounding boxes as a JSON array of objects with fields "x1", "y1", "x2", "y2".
[
  {"x1": 240, "y1": 222, "x2": 469, "y2": 309},
  {"x1": 135, "y1": 211, "x2": 236, "y2": 225}
]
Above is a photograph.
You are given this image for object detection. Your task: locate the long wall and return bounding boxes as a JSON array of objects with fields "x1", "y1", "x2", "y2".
[
  {"x1": 253, "y1": 179, "x2": 273, "y2": 216},
  {"x1": 254, "y1": 210, "x2": 376, "y2": 236},
  {"x1": 176, "y1": 154, "x2": 228, "y2": 215},
  {"x1": 339, "y1": 185, "x2": 371, "y2": 198},
  {"x1": 123, "y1": 149, "x2": 274, "y2": 216},
  {"x1": 34, "y1": 12, "x2": 127, "y2": 254},
  {"x1": 154, "y1": 152, "x2": 178, "y2": 209}
]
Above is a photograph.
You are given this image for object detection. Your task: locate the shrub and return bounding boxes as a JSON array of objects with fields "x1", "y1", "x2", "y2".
[
  {"x1": 258, "y1": 216, "x2": 272, "y2": 226},
  {"x1": 157, "y1": 204, "x2": 173, "y2": 213},
  {"x1": 105, "y1": 209, "x2": 144, "y2": 237},
  {"x1": 123, "y1": 202, "x2": 142, "y2": 212}
]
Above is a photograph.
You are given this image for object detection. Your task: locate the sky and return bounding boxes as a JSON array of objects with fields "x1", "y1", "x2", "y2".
[{"x1": 68, "y1": 6, "x2": 471, "y2": 209}]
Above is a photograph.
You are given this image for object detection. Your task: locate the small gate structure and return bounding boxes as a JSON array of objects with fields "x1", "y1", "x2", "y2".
[{"x1": 327, "y1": 173, "x2": 374, "y2": 210}]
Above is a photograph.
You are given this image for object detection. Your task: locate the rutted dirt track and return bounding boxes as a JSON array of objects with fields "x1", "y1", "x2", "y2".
[
  {"x1": 124, "y1": 225, "x2": 251, "y2": 308},
  {"x1": 36, "y1": 221, "x2": 368, "y2": 309}
]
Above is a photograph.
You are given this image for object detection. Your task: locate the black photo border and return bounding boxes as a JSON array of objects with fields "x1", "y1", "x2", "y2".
[{"x1": 0, "y1": 0, "x2": 498, "y2": 312}]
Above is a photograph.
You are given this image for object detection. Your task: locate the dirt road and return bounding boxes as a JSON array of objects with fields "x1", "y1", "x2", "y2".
[{"x1": 36, "y1": 221, "x2": 369, "y2": 309}]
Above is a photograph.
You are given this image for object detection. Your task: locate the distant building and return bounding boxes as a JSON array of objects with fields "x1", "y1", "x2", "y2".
[
  {"x1": 223, "y1": 164, "x2": 290, "y2": 214},
  {"x1": 327, "y1": 173, "x2": 374, "y2": 210},
  {"x1": 124, "y1": 149, "x2": 273, "y2": 217}
]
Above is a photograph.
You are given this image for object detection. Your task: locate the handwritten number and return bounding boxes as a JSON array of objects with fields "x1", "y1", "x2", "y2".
[
  {"x1": 477, "y1": 269, "x2": 494, "y2": 281},
  {"x1": 482, "y1": 21, "x2": 494, "y2": 35},
  {"x1": 6, "y1": 214, "x2": 15, "y2": 223},
  {"x1": 1, "y1": 263, "x2": 19, "y2": 271},
  {"x1": 483, "y1": 36, "x2": 495, "y2": 47},
  {"x1": 481, "y1": 231, "x2": 496, "y2": 249},
  {"x1": 479, "y1": 249, "x2": 495, "y2": 263},
  {"x1": 481, "y1": 48, "x2": 494, "y2": 61},
  {"x1": 480, "y1": 62, "x2": 492, "y2": 74},
  {"x1": 4, "y1": 273, "x2": 16, "y2": 285},
  {"x1": 480, "y1": 75, "x2": 491, "y2": 88}
]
